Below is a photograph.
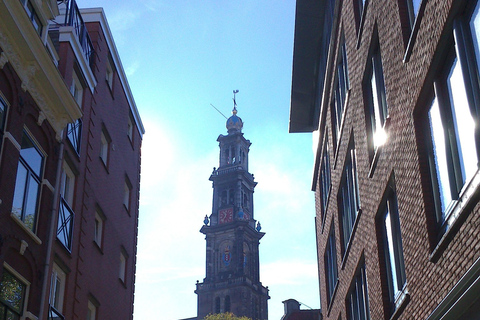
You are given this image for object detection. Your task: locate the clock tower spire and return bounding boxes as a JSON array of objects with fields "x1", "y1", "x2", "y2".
[{"x1": 195, "y1": 93, "x2": 269, "y2": 320}]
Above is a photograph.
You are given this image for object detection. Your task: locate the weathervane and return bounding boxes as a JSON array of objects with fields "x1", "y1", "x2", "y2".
[{"x1": 233, "y1": 90, "x2": 239, "y2": 110}]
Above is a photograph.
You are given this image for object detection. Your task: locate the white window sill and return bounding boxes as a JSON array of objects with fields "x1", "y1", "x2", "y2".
[{"x1": 10, "y1": 213, "x2": 42, "y2": 245}]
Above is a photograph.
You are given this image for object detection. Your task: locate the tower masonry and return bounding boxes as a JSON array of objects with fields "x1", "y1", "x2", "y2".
[{"x1": 195, "y1": 100, "x2": 269, "y2": 320}]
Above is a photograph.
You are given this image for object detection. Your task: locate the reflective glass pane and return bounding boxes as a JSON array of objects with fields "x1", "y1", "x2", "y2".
[
  {"x1": 385, "y1": 210, "x2": 399, "y2": 295},
  {"x1": 0, "y1": 99, "x2": 5, "y2": 130},
  {"x1": 447, "y1": 57, "x2": 478, "y2": 185},
  {"x1": 470, "y1": 2, "x2": 480, "y2": 84},
  {"x1": 412, "y1": 0, "x2": 421, "y2": 17},
  {"x1": 0, "y1": 272, "x2": 24, "y2": 313},
  {"x1": 11, "y1": 164, "x2": 28, "y2": 219},
  {"x1": 24, "y1": 178, "x2": 39, "y2": 231},
  {"x1": 20, "y1": 135, "x2": 42, "y2": 177},
  {"x1": 429, "y1": 97, "x2": 453, "y2": 213}
]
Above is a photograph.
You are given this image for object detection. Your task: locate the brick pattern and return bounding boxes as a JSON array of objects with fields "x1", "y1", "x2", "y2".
[{"x1": 314, "y1": 0, "x2": 480, "y2": 319}]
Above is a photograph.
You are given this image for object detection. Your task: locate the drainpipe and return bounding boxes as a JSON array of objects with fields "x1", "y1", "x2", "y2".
[{"x1": 38, "y1": 140, "x2": 64, "y2": 320}]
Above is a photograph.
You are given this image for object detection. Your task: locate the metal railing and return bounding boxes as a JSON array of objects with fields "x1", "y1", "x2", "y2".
[
  {"x1": 67, "y1": 118, "x2": 82, "y2": 154},
  {"x1": 57, "y1": 197, "x2": 74, "y2": 251},
  {"x1": 63, "y1": 0, "x2": 95, "y2": 67},
  {"x1": 48, "y1": 305, "x2": 65, "y2": 320}
]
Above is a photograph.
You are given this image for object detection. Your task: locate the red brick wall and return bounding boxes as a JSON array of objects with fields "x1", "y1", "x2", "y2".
[{"x1": 315, "y1": 0, "x2": 480, "y2": 319}]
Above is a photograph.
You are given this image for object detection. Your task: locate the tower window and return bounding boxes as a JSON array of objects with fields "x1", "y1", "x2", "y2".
[
  {"x1": 215, "y1": 297, "x2": 220, "y2": 313},
  {"x1": 228, "y1": 189, "x2": 234, "y2": 205},
  {"x1": 225, "y1": 296, "x2": 231, "y2": 312}
]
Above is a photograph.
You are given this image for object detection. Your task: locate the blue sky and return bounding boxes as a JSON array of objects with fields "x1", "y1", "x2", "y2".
[{"x1": 76, "y1": 1, "x2": 318, "y2": 319}]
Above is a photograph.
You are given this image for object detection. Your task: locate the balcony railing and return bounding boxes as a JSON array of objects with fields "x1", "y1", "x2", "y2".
[
  {"x1": 49, "y1": 305, "x2": 65, "y2": 320},
  {"x1": 63, "y1": 0, "x2": 95, "y2": 67},
  {"x1": 57, "y1": 197, "x2": 74, "y2": 251},
  {"x1": 67, "y1": 118, "x2": 82, "y2": 154}
]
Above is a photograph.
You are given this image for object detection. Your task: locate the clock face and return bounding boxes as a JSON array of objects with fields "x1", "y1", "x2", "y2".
[{"x1": 219, "y1": 207, "x2": 234, "y2": 224}]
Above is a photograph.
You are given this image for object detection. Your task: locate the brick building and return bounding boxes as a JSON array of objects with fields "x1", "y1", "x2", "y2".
[
  {"x1": 0, "y1": 1, "x2": 144, "y2": 319},
  {"x1": 290, "y1": 0, "x2": 480, "y2": 319}
]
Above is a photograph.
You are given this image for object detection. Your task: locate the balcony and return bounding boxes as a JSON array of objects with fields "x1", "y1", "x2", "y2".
[
  {"x1": 49, "y1": 306, "x2": 65, "y2": 320},
  {"x1": 57, "y1": 198, "x2": 74, "y2": 251},
  {"x1": 61, "y1": 0, "x2": 94, "y2": 67}
]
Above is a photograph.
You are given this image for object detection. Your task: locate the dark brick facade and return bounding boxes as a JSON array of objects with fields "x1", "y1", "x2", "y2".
[
  {"x1": 291, "y1": 0, "x2": 480, "y2": 319},
  {"x1": 0, "y1": 2, "x2": 143, "y2": 319}
]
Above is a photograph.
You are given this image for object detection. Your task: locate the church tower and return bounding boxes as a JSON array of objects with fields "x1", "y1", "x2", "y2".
[{"x1": 195, "y1": 94, "x2": 269, "y2": 320}]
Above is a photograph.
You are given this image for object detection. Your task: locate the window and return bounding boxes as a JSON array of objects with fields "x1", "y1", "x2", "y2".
[
  {"x1": 57, "y1": 162, "x2": 75, "y2": 250},
  {"x1": 127, "y1": 113, "x2": 134, "y2": 142},
  {"x1": 379, "y1": 186, "x2": 407, "y2": 313},
  {"x1": 423, "y1": 2, "x2": 480, "y2": 236},
  {"x1": 70, "y1": 71, "x2": 83, "y2": 107},
  {"x1": 338, "y1": 144, "x2": 361, "y2": 255},
  {"x1": 106, "y1": 55, "x2": 114, "y2": 90},
  {"x1": 406, "y1": 0, "x2": 422, "y2": 28},
  {"x1": 320, "y1": 136, "x2": 331, "y2": 226},
  {"x1": 354, "y1": 0, "x2": 367, "y2": 31},
  {"x1": 364, "y1": 38, "x2": 388, "y2": 159},
  {"x1": 123, "y1": 178, "x2": 132, "y2": 212},
  {"x1": 0, "y1": 95, "x2": 7, "y2": 150},
  {"x1": 215, "y1": 297, "x2": 221, "y2": 313},
  {"x1": 67, "y1": 119, "x2": 82, "y2": 154},
  {"x1": 225, "y1": 296, "x2": 231, "y2": 312},
  {"x1": 94, "y1": 209, "x2": 104, "y2": 248},
  {"x1": 49, "y1": 264, "x2": 66, "y2": 318},
  {"x1": 12, "y1": 132, "x2": 44, "y2": 232},
  {"x1": 325, "y1": 225, "x2": 338, "y2": 305},
  {"x1": 333, "y1": 36, "x2": 350, "y2": 145},
  {"x1": 61, "y1": 162, "x2": 75, "y2": 208},
  {"x1": 99, "y1": 130, "x2": 110, "y2": 166},
  {"x1": 19, "y1": 0, "x2": 42, "y2": 36},
  {"x1": 0, "y1": 269, "x2": 26, "y2": 320},
  {"x1": 119, "y1": 251, "x2": 127, "y2": 283},
  {"x1": 87, "y1": 300, "x2": 97, "y2": 320},
  {"x1": 346, "y1": 263, "x2": 370, "y2": 320}
]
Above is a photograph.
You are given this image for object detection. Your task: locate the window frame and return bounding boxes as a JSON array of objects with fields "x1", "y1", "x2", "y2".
[
  {"x1": 49, "y1": 263, "x2": 66, "y2": 317},
  {"x1": 325, "y1": 223, "x2": 338, "y2": 307},
  {"x1": 99, "y1": 129, "x2": 111, "y2": 168},
  {"x1": 119, "y1": 250, "x2": 128, "y2": 284},
  {"x1": 338, "y1": 142, "x2": 361, "y2": 258},
  {"x1": 346, "y1": 262, "x2": 370, "y2": 320},
  {"x1": 363, "y1": 36, "x2": 389, "y2": 166},
  {"x1": 11, "y1": 130, "x2": 45, "y2": 233},
  {"x1": 94, "y1": 208, "x2": 105, "y2": 249},
  {"x1": 0, "y1": 94, "x2": 7, "y2": 151},
  {"x1": 19, "y1": 0, "x2": 43, "y2": 36},
  {"x1": 420, "y1": 2, "x2": 480, "y2": 252},
  {"x1": 0, "y1": 265, "x2": 29, "y2": 320},
  {"x1": 87, "y1": 299, "x2": 97, "y2": 320},
  {"x1": 377, "y1": 183, "x2": 408, "y2": 316},
  {"x1": 332, "y1": 34, "x2": 350, "y2": 148},
  {"x1": 320, "y1": 135, "x2": 332, "y2": 229}
]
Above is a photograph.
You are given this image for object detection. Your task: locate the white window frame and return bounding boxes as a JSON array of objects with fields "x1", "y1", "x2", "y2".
[
  {"x1": 61, "y1": 162, "x2": 75, "y2": 208},
  {"x1": 119, "y1": 251, "x2": 127, "y2": 283},
  {"x1": 94, "y1": 209, "x2": 104, "y2": 248},
  {"x1": 87, "y1": 300, "x2": 97, "y2": 320},
  {"x1": 70, "y1": 71, "x2": 83, "y2": 107},
  {"x1": 49, "y1": 263, "x2": 66, "y2": 316},
  {"x1": 100, "y1": 130, "x2": 110, "y2": 166}
]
